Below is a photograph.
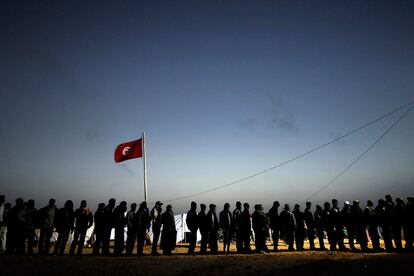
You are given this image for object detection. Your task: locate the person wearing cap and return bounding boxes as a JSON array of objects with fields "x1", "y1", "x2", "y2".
[
  {"x1": 136, "y1": 201, "x2": 151, "y2": 256},
  {"x1": 125, "y1": 203, "x2": 137, "y2": 255},
  {"x1": 268, "y1": 201, "x2": 281, "y2": 252},
  {"x1": 364, "y1": 200, "x2": 381, "y2": 251},
  {"x1": 232, "y1": 201, "x2": 243, "y2": 253},
  {"x1": 186, "y1": 201, "x2": 198, "y2": 255},
  {"x1": 207, "y1": 203, "x2": 219, "y2": 254},
  {"x1": 219, "y1": 203, "x2": 233, "y2": 254},
  {"x1": 150, "y1": 201, "x2": 163, "y2": 256},
  {"x1": 160, "y1": 204, "x2": 176, "y2": 256},
  {"x1": 280, "y1": 204, "x2": 296, "y2": 251},
  {"x1": 304, "y1": 202, "x2": 316, "y2": 250},
  {"x1": 350, "y1": 200, "x2": 368, "y2": 251},
  {"x1": 293, "y1": 204, "x2": 305, "y2": 251},
  {"x1": 0, "y1": 195, "x2": 7, "y2": 252},
  {"x1": 197, "y1": 203, "x2": 208, "y2": 254},
  {"x1": 240, "y1": 203, "x2": 252, "y2": 253}
]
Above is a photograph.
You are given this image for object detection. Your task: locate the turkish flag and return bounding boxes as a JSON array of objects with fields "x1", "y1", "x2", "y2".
[{"x1": 114, "y1": 138, "x2": 143, "y2": 163}]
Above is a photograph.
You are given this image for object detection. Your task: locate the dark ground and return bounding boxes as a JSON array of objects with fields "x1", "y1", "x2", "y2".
[{"x1": 1, "y1": 251, "x2": 413, "y2": 276}]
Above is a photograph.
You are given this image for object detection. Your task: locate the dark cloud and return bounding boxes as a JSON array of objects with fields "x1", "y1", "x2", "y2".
[
  {"x1": 236, "y1": 95, "x2": 298, "y2": 131},
  {"x1": 237, "y1": 117, "x2": 255, "y2": 128},
  {"x1": 268, "y1": 95, "x2": 298, "y2": 131},
  {"x1": 119, "y1": 163, "x2": 135, "y2": 176},
  {"x1": 84, "y1": 130, "x2": 100, "y2": 142}
]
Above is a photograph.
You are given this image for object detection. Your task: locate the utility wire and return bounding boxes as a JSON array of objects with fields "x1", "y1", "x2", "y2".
[
  {"x1": 162, "y1": 100, "x2": 414, "y2": 203},
  {"x1": 303, "y1": 103, "x2": 414, "y2": 203}
]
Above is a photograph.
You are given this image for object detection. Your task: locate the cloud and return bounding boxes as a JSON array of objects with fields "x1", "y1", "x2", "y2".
[
  {"x1": 237, "y1": 117, "x2": 256, "y2": 128},
  {"x1": 119, "y1": 163, "x2": 136, "y2": 176},
  {"x1": 268, "y1": 95, "x2": 298, "y2": 131},
  {"x1": 84, "y1": 130, "x2": 100, "y2": 142},
  {"x1": 236, "y1": 95, "x2": 299, "y2": 131}
]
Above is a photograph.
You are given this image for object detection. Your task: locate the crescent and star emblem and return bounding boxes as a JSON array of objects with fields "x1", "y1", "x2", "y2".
[{"x1": 122, "y1": 146, "x2": 132, "y2": 156}]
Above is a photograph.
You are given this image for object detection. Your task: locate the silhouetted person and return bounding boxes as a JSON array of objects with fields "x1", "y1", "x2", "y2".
[
  {"x1": 268, "y1": 201, "x2": 280, "y2": 252},
  {"x1": 160, "y1": 204, "x2": 176, "y2": 256},
  {"x1": 240, "y1": 203, "x2": 252, "y2": 253},
  {"x1": 330, "y1": 199, "x2": 345, "y2": 251},
  {"x1": 136, "y1": 201, "x2": 150, "y2": 256},
  {"x1": 102, "y1": 198, "x2": 116, "y2": 255},
  {"x1": 6, "y1": 198, "x2": 24, "y2": 254},
  {"x1": 21, "y1": 199, "x2": 38, "y2": 254},
  {"x1": 15, "y1": 201, "x2": 28, "y2": 254},
  {"x1": 0, "y1": 195, "x2": 6, "y2": 252},
  {"x1": 113, "y1": 201, "x2": 127, "y2": 255},
  {"x1": 38, "y1": 198, "x2": 56, "y2": 255},
  {"x1": 219, "y1": 202, "x2": 232, "y2": 254},
  {"x1": 405, "y1": 197, "x2": 414, "y2": 251},
  {"x1": 252, "y1": 204, "x2": 269, "y2": 253},
  {"x1": 293, "y1": 204, "x2": 305, "y2": 251},
  {"x1": 314, "y1": 205, "x2": 326, "y2": 250},
  {"x1": 207, "y1": 204, "x2": 219, "y2": 254},
  {"x1": 384, "y1": 195, "x2": 396, "y2": 252},
  {"x1": 232, "y1": 201, "x2": 242, "y2": 253},
  {"x1": 54, "y1": 200, "x2": 75, "y2": 256},
  {"x1": 394, "y1": 197, "x2": 405, "y2": 251},
  {"x1": 375, "y1": 199, "x2": 392, "y2": 251},
  {"x1": 280, "y1": 204, "x2": 296, "y2": 251},
  {"x1": 125, "y1": 203, "x2": 137, "y2": 255},
  {"x1": 351, "y1": 200, "x2": 368, "y2": 251},
  {"x1": 186, "y1": 201, "x2": 198, "y2": 255},
  {"x1": 150, "y1": 201, "x2": 163, "y2": 256},
  {"x1": 341, "y1": 201, "x2": 353, "y2": 250},
  {"x1": 198, "y1": 203, "x2": 208, "y2": 254},
  {"x1": 304, "y1": 202, "x2": 316, "y2": 250},
  {"x1": 70, "y1": 200, "x2": 93, "y2": 255},
  {"x1": 92, "y1": 203, "x2": 106, "y2": 255},
  {"x1": 322, "y1": 202, "x2": 335, "y2": 251},
  {"x1": 364, "y1": 200, "x2": 381, "y2": 251}
]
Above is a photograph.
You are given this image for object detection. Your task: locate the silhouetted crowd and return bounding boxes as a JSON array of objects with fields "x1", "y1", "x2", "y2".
[{"x1": 0, "y1": 194, "x2": 413, "y2": 256}]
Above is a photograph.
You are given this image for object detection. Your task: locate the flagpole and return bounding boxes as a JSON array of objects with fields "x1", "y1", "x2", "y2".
[{"x1": 142, "y1": 131, "x2": 148, "y2": 202}]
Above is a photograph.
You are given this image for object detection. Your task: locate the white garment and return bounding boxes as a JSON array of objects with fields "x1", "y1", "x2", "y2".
[
  {"x1": 0, "y1": 226, "x2": 6, "y2": 251},
  {"x1": 0, "y1": 205, "x2": 4, "y2": 223}
]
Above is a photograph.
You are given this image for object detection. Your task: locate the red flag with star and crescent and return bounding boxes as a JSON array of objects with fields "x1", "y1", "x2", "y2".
[{"x1": 114, "y1": 138, "x2": 143, "y2": 163}]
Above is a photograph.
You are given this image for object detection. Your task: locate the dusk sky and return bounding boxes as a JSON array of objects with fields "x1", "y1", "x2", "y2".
[{"x1": 1, "y1": 1, "x2": 413, "y2": 213}]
